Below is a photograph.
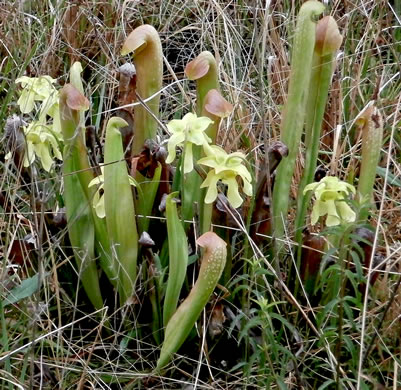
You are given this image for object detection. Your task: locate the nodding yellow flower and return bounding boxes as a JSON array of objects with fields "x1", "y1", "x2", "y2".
[
  {"x1": 165, "y1": 113, "x2": 213, "y2": 174},
  {"x1": 303, "y1": 176, "x2": 356, "y2": 227},
  {"x1": 16, "y1": 76, "x2": 58, "y2": 114},
  {"x1": 88, "y1": 167, "x2": 137, "y2": 219},
  {"x1": 198, "y1": 144, "x2": 252, "y2": 209},
  {"x1": 15, "y1": 76, "x2": 63, "y2": 171},
  {"x1": 23, "y1": 121, "x2": 63, "y2": 172}
]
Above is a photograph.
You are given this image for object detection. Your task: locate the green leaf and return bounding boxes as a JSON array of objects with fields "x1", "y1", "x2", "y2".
[
  {"x1": 318, "y1": 379, "x2": 336, "y2": 390},
  {"x1": 3, "y1": 274, "x2": 40, "y2": 307},
  {"x1": 163, "y1": 192, "x2": 188, "y2": 328},
  {"x1": 376, "y1": 166, "x2": 401, "y2": 187},
  {"x1": 187, "y1": 254, "x2": 199, "y2": 266},
  {"x1": 276, "y1": 377, "x2": 288, "y2": 390},
  {"x1": 136, "y1": 163, "x2": 162, "y2": 235},
  {"x1": 104, "y1": 117, "x2": 139, "y2": 305}
]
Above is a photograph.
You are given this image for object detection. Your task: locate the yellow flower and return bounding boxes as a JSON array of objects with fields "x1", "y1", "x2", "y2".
[
  {"x1": 16, "y1": 76, "x2": 58, "y2": 114},
  {"x1": 198, "y1": 144, "x2": 252, "y2": 208},
  {"x1": 16, "y1": 76, "x2": 63, "y2": 171},
  {"x1": 166, "y1": 113, "x2": 213, "y2": 173},
  {"x1": 303, "y1": 176, "x2": 356, "y2": 226},
  {"x1": 88, "y1": 167, "x2": 137, "y2": 219},
  {"x1": 23, "y1": 120, "x2": 63, "y2": 172}
]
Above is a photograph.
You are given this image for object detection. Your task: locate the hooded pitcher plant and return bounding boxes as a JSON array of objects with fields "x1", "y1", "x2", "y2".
[
  {"x1": 272, "y1": 0, "x2": 325, "y2": 252},
  {"x1": 104, "y1": 117, "x2": 139, "y2": 305},
  {"x1": 294, "y1": 15, "x2": 342, "y2": 243},
  {"x1": 163, "y1": 192, "x2": 188, "y2": 328},
  {"x1": 185, "y1": 52, "x2": 233, "y2": 145},
  {"x1": 156, "y1": 232, "x2": 227, "y2": 370},
  {"x1": 64, "y1": 64, "x2": 119, "y2": 288},
  {"x1": 355, "y1": 103, "x2": 383, "y2": 221},
  {"x1": 59, "y1": 84, "x2": 103, "y2": 309},
  {"x1": 185, "y1": 52, "x2": 233, "y2": 230},
  {"x1": 185, "y1": 51, "x2": 220, "y2": 125},
  {"x1": 121, "y1": 25, "x2": 163, "y2": 155}
]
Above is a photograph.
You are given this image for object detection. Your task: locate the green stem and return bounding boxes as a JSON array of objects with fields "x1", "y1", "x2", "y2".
[{"x1": 201, "y1": 202, "x2": 213, "y2": 235}]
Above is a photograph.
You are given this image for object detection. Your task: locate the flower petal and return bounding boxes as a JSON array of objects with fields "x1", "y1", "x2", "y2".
[
  {"x1": 167, "y1": 119, "x2": 185, "y2": 134},
  {"x1": 223, "y1": 175, "x2": 243, "y2": 208},
  {"x1": 304, "y1": 181, "x2": 323, "y2": 195},
  {"x1": 88, "y1": 176, "x2": 104, "y2": 187},
  {"x1": 24, "y1": 142, "x2": 36, "y2": 167},
  {"x1": 181, "y1": 112, "x2": 197, "y2": 125},
  {"x1": 191, "y1": 116, "x2": 213, "y2": 132},
  {"x1": 336, "y1": 200, "x2": 356, "y2": 223},
  {"x1": 234, "y1": 164, "x2": 252, "y2": 183},
  {"x1": 242, "y1": 178, "x2": 253, "y2": 197},
  {"x1": 35, "y1": 142, "x2": 54, "y2": 172},
  {"x1": 326, "y1": 214, "x2": 340, "y2": 226},
  {"x1": 166, "y1": 132, "x2": 185, "y2": 163},
  {"x1": 183, "y1": 142, "x2": 194, "y2": 173},
  {"x1": 17, "y1": 90, "x2": 35, "y2": 114},
  {"x1": 201, "y1": 171, "x2": 221, "y2": 204},
  {"x1": 325, "y1": 198, "x2": 339, "y2": 219},
  {"x1": 94, "y1": 193, "x2": 106, "y2": 219},
  {"x1": 188, "y1": 127, "x2": 207, "y2": 145},
  {"x1": 198, "y1": 155, "x2": 219, "y2": 169}
]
